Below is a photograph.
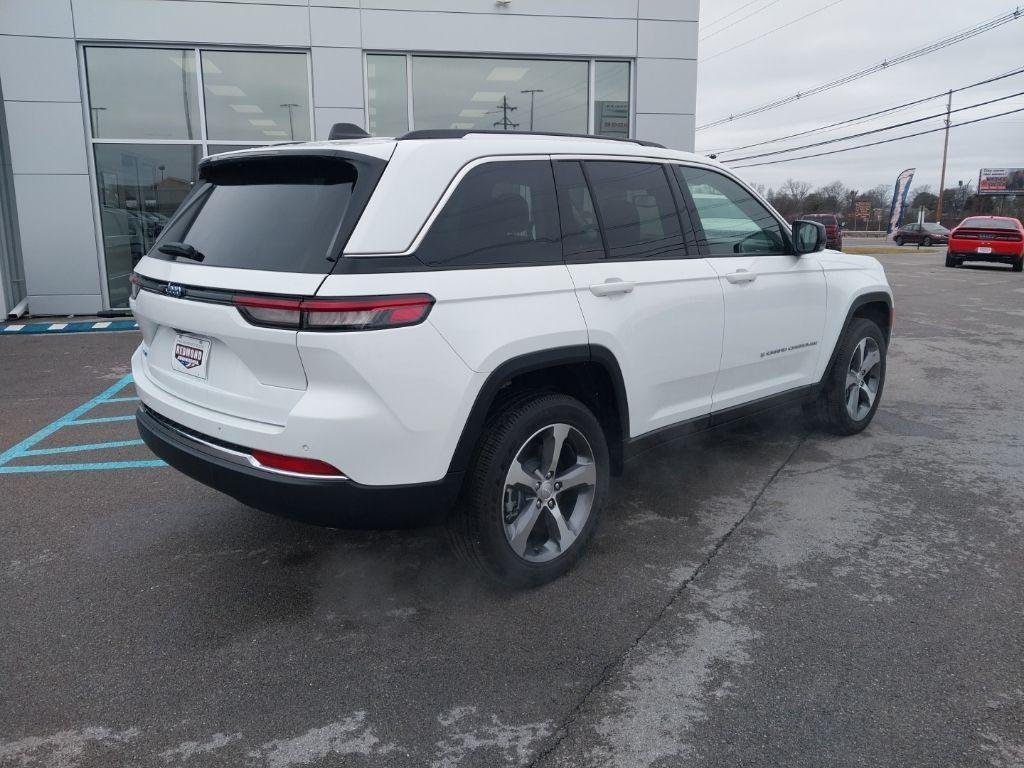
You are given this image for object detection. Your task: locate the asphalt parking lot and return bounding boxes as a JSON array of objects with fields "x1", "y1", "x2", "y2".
[{"x1": 2, "y1": 252, "x2": 1023, "y2": 768}]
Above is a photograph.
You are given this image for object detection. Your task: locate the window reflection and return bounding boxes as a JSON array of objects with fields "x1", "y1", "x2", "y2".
[
  {"x1": 85, "y1": 48, "x2": 199, "y2": 139},
  {"x1": 366, "y1": 55, "x2": 409, "y2": 137},
  {"x1": 95, "y1": 145, "x2": 200, "y2": 306},
  {"x1": 594, "y1": 61, "x2": 630, "y2": 138},
  {"x1": 201, "y1": 51, "x2": 310, "y2": 141},
  {"x1": 411, "y1": 56, "x2": 588, "y2": 134}
]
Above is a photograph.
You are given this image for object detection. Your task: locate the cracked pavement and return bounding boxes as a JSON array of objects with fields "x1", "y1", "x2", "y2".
[{"x1": 2, "y1": 253, "x2": 1023, "y2": 767}]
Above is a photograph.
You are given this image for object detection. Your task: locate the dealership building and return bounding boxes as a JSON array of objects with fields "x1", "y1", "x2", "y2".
[{"x1": 0, "y1": 0, "x2": 699, "y2": 316}]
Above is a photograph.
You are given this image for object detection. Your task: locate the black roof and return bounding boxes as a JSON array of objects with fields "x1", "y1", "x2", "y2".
[{"x1": 397, "y1": 129, "x2": 665, "y2": 149}]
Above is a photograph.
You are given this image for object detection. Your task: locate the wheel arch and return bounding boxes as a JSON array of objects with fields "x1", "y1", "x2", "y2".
[
  {"x1": 447, "y1": 345, "x2": 630, "y2": 478},
  {"x1": 817, "y1": 291, "x2": 893, "y2": 388}
]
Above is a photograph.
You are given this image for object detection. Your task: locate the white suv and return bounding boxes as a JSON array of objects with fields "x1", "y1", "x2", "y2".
[{"x1": 131, "y1": 127, "x2": 893, "y2": 587}]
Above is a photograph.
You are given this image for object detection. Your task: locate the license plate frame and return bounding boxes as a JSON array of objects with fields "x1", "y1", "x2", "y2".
[
  {"x1": 977, "y1": 246, "x2": 993, "y2": 254},
  {"x1": 171, "y1": 334, "x2": 212, "y2": 379}
]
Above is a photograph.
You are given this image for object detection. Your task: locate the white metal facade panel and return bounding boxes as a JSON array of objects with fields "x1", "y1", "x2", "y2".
[
  {"x1": 5, "y1": 102, "x2": 89, "y2": 175},
  {"x1": 71, "y1": 0, "x2": 312, "y2": 47},
  {"x1": 0, "y1": 36, "x2": 81, "y2": 103},
  {"x1": 16, "y1": 174, "x2": 102, "y2": 299},
  {"x1": 360, "y1": 10, "x2": 638, "y2": 58}
]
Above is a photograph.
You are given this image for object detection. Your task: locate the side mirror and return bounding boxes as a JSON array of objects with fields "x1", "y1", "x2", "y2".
[{"x1": 792, "y1": 220, "x2": 827, "y2": 254}]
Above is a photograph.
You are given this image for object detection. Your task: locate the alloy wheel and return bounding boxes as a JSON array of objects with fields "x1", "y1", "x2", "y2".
[
  {"x1": 845, "y1": 337, "x2": 882, "y2": 421},
  {"x1": 501, "y1": 423, "x2": 597, "y2": 563}
]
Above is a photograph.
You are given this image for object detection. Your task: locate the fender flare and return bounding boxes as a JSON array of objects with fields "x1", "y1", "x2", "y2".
[
  {"x1": 446, "y1": 344, "x2": 630, "y2": 476},
  {"x1": 817, "y1": 290, "x2": 893, "y2": 389}
]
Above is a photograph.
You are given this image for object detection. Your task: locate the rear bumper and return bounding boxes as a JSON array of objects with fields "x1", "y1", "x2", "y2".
[
  {"x1": 949, "y1": 247, "x2": 1022, "y2": 264},
  {"x1": 137, "y1": 406, "x2": 462, "y2": 528}
]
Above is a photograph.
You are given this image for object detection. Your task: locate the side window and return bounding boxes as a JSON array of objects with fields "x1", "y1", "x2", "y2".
[
  {"x1": 553, "y1": 161, "x2": 605, "y2": 260},
  {"x1": 583, "y1": 161, "x2": 686, "y2": 259},
  {"x1": 416, "y1": 160, "x2": 561, "y2": 268},
  {"x1": 676, "y1": 166, "x2": 787, "y2": 256}
]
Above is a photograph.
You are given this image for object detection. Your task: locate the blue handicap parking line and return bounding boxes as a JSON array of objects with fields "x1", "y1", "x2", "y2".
[
  {"x1": 1, "y1": 319, "x2": 139, "y2": 335},
  {"x1": 0, "y1": 374, "x2": 165, "y2": 474}
]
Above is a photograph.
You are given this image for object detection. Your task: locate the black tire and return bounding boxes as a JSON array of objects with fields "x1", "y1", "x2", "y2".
[
  {"x1": 1013, "y1": 258, "x2": 1023, "y2": 273},
  {"x1": 448, "y1": 393, "x2": 609, "y2": 588},
  {"x1": 945, "y1": 252, "x2": 957, "y2": 268},
  {"x1": 923, "y1": 236, "x2": 932, "y2": 247},
  {"x1": 895, "y1": 236, "x2": 904, "y2": 246},
  {"x1": 810, "y1": 318, "x2": 887, "y2": 436}
]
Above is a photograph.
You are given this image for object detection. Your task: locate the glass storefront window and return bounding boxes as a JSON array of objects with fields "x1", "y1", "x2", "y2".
[
  {"x1": 85, "y1": 46, "x2": 314, "y2": 307},
  {"x1": 84, "y1": 48, "x2": 200, "y2": 139},
  {"x1": 410, "y1": 56, "x2": 588, "y2": 134},
  {"x1": 366, "y1": 55, "x2": 409, "y2": 137},
  {"x1": 201, "y1": 51, "x2": 311, "y2": 142},
  {"x1": 594, "y1": 61, "x2": 631, "y2": 139},
  {"x1": 94, "y1": 145, "x2": 201, "y2": 307}
]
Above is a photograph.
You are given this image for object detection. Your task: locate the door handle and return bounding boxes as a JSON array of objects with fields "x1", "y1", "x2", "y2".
[
  {"x1": 589, "y1": 279, "x2": 636, "y2": 297},
  {"x1": 725, "y1": 269, "x2": 757, "y2": 284}
]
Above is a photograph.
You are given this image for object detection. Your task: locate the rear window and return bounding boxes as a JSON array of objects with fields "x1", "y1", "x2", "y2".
[
  {"x1": 152, "y1": 154, "x2": 375, "y2": 273},
  {"x1": 960, "y1": 217, "x2": 1017, "y2": 230},
  {"x1": 802, "y1": 214, "x2": 837, "y2": 225}
]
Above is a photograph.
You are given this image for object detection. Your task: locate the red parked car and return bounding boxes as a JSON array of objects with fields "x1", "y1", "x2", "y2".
[
  {"x1": 946, "y1": 216, "x2": 1024, "y2": 272},
  {"x1": 800, "y1": 212, "x2": 843, "y2": 250}
]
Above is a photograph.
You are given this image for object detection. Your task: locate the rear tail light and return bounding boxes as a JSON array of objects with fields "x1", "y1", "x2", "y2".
[
  {"x1": 233, "y1": 293, "x2": 434, "y2": 331},
  {"x1": 250, "y1": 449, "x2": 345, "y2": 477}
]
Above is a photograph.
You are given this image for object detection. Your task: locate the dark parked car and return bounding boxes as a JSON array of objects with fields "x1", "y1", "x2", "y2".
[
  {"x1": 894, "y1": 222, "x2": 949, "y2": 247},
  {"x1": 800, "y1": 213, "x2": 843, "y2": 249}
]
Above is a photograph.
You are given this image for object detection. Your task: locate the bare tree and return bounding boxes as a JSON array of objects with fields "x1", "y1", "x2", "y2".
[{"x1": 780, "y1": 179, "x2": 812, "y2": 203}]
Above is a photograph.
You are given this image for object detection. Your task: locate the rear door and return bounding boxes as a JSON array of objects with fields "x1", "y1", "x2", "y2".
[
  {"x1": 675, "y1": 164, "x2": 827, "y2": 412},
  {"x1": 557, "y1": 159, "x2": 724, "y2": 436},
  {"x1": 131, "y1": 149, "x2": 386, "y2": 425}
]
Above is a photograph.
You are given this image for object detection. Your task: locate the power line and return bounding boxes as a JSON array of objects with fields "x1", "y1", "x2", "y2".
[
  {"x1": 725, "y1": 90, "x2": 1024, "y2": 163},
  {"x1": 701, "y1": 0, "x2": 846, "y2": 63},
  {"x1": 702, "y1": 0, "x2": 773, "y2": 32},
  {"x1": 697, "y1": 8, "x2": 1024, "y2": 130},
  {"x1": 729, "y1": 105, "x2": 1024, "y2": 169},
  {"x1": 708, "y1": 66, "x2": 1024, "y2": 156},
  {"x1": 701, "y1": 0, "x2": 784, "y2": 41}
]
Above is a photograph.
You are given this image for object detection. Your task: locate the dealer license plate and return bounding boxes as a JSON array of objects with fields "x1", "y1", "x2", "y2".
[{"x1": 171, "y1": 334, "x2": 212, "y2": 379}]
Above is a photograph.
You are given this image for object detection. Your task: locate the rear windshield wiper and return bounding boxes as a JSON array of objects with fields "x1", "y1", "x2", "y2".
[{"x1": 158, "y1": 242, "x2": 205, "y2": 262}]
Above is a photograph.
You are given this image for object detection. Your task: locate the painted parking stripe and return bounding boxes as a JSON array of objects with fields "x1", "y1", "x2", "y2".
[
  {"x1": 0, "y1": 320, "x2": 139, "y2": 335},
  {"x1": 68, "y1": 415, "x2": 137, "y2": 426},
  {"x1": 0, "y1": 460, "x2": 165, "y2": 474},
  {"x1": 20, "y1": 439, "x2": 146, "y2": 457},
  {"x1": 0, "y1": 374, "x2": 164, "y2": 474}
]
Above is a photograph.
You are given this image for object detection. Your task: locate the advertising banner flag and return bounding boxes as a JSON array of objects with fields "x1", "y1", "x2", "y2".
[{"x1": 887, "y1": 168, "x2": 915, "y2": 236}]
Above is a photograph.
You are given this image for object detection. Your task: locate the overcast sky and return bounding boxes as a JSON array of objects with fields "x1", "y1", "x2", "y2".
[{"x1": 695, "y1": 0, "x2": 1024, "y2": 194}]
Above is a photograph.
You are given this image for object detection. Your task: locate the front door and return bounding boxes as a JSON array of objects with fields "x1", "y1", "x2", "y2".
[{"x1": 675, "y1": 165, "x2": 827, "y2": 412}]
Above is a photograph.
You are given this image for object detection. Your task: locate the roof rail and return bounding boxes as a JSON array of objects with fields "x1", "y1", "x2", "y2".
[{"x1": 397, "y1": 129, "x2": 666, "y2": 149}]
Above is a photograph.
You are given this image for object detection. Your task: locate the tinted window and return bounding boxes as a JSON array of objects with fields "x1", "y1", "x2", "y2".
[
  {"x1": 677, "y1": 166, "x2": 787, "y2": 256},
  {"x1": 583, "y1": 161, "x2": 685, "y2": 259},
  {"x1": 961, "y1": 217, "x2": 1017, "y2": 230},
  {"x1": 417, "y1": 160, "x2": 560, "y2": 267},
  {"x1": 554, "y1": 161, "x2": 605, "y2": 260},
  {"x1": 153, "y1": 155, "x2": 360, "y2": 273}
]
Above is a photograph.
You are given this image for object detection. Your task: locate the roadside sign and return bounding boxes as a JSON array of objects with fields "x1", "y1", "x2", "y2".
[{"x1": 978, "y1": 168, "x2": 1024, "y2": 195}]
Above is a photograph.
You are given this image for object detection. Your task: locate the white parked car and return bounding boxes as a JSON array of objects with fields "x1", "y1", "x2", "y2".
[{"x1": 131, "y1": 127, "x2": 893, "y2": 587}]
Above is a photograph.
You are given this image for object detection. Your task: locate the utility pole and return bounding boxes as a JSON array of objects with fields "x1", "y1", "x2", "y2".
[
  {"x1": 520, "y1": 89, "x2": 544, "y2": 131},
  {"x1": 936, "y1": 89, "x2": 952, "y2": 223},
  {"x1": 492, "y1": 96, "x2": 519, "y2": 131}
]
